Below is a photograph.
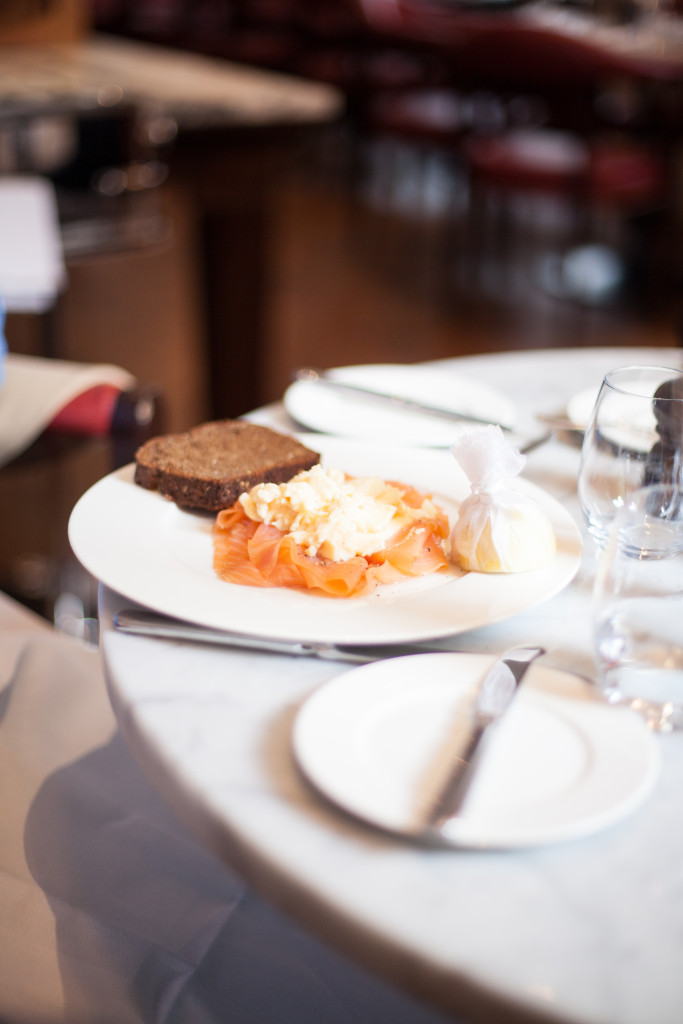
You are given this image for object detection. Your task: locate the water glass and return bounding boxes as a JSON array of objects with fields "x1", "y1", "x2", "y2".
[
  {"x1": 578, "y1": 365, "x2": 683, "y2": 546},
  {"x1": 593, "y1": 484, "x2": 683, "y2": 731}
]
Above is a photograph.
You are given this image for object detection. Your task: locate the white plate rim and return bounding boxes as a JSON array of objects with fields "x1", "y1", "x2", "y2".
[
  {"x1": 68, "y1": 435, "x2": 582, "y2": 646},
  {"x1": 292, "y1": 653, "x2": 661, "y2": 849}
]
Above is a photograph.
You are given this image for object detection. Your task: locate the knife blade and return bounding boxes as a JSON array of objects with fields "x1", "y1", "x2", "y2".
[
  {"x1": 113, "y1": 608, "x2": 460, "y2": 664},
  {"x1": 292, "y1": 367, "x2": 512, "y2": 430},
  {"x1": 422, "y1": 646, "x2": 544, "y2": 835}
]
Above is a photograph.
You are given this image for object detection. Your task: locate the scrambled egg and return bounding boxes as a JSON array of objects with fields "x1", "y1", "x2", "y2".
[{"x1": 239, "y1": 464, "x2": 440, "y2": 561}]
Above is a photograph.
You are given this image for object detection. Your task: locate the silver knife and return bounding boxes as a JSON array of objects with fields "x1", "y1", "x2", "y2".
[
  {"x1": 422, "y1": 646, "x2": 544, "y2": 835},
  {"x1": 113, "y1": 608, "x2": 459, "y2": 664},
  {"x1": 293, "y1": 367, "x2": 511, "y2": 430}
]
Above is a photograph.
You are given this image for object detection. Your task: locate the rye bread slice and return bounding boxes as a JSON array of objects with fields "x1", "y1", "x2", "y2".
[{"x1": 134, "y1": 419, "x2": 319, "y2": 511}]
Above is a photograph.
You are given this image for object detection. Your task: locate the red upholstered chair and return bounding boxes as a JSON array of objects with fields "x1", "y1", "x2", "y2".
[
  {"x1": 462, "y1": 128, "x2": 668, "y2": 302},
  {"x1": 352, "y1": 0, "x2": 680, "y2": 306},
  {"x1": 365, "y1": 88, "x2": 470, "y2": 147},
  {"x1": 460, "y1": 128, "x2": 588, "y2": 292},
  {"x1": 358, "y1": 86, "x2": 472, "y2": 215},
  {"x1": 353, "y1": 0, "x2": 683, "y2": 86}
]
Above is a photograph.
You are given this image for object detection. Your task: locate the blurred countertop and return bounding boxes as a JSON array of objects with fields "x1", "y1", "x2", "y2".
[{"x1": 0, "y1": 32, "x2": 344, "y2": 130}]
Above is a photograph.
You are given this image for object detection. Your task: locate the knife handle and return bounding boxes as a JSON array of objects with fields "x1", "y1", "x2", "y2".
[
  {"x1": 112, "y1": 608, "x2": 373, "y2": 663},
  {"x1": 426, "y1": 718, "x2": 489, "y2": 831}
]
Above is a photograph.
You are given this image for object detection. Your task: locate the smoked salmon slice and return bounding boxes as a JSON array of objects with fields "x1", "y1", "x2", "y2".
[{"x1": 213, "y1": 483, "x2": 449, "y2": 598}]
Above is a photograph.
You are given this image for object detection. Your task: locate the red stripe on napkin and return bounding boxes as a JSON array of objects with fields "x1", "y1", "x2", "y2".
[{"x1": 46, "y1": 384, "x2": 122, "y2": 436}]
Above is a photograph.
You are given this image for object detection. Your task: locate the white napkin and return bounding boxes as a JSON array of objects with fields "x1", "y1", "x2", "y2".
[
  {"x1": 0, "y1": 353, "x2": 136, "y2": 468},
  {"x1": 0, "y1": 593, "x2": 450, "y2": 1024},
  {"x1": 0, "y1": 177, "x2": 66, "y2": 314}
]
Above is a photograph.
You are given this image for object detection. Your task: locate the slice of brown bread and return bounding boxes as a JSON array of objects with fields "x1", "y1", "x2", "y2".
[{"x1": 134, "y1": 419, "x2": 320, "y2": 511}]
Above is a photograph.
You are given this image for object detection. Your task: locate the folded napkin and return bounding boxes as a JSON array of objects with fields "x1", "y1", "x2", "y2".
[
  {"x1": 0, "y1": 593, "x2": 451, "y2": 1024},
  {"x1": 0, "y1": 177, "x2": 66, "y2": 315},
  {"x1": 0, "y1": 353, "x2": 136, "y2": 468}
]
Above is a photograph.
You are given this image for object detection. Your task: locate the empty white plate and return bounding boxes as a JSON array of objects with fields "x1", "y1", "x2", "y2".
[{"x1": 293, "y1": 653, "x2": 660, "y2": 849}]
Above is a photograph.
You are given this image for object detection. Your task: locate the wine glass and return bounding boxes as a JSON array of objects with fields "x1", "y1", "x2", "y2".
[
  {"x1": 578, "y1": 365, "x2": 683, "y2": 547},
  {"x1": 593, "y1": 484, "x2": 683, "y2": 731}
]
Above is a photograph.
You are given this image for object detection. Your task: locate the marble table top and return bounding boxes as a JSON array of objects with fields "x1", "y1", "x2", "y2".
[
  {"x1": 0, "y1": 33, "x2": 343, "y2": 129},
  {"x1": 98, "y1": 346, "x2": 683, "y2": 1024}
]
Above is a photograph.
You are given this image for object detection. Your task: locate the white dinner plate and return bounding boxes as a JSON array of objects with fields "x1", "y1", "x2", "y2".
[
  {"x1": 68, "y1": 435, "x2": 582, "y2": 646},
  {"x1": 284, "y1": 364, "x2": 517, "y2": 446},
  {"x1": 293, "y1": 653, "x2": 661, "y2": 848}
]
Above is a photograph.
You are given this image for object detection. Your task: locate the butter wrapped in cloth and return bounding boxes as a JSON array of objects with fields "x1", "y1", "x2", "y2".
[{"x1": 450, "y1": 425, "x2": 556, "y2": 573}]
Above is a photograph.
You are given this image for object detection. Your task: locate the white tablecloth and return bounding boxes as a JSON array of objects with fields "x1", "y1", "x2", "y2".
[
  {"x1": 0, "y1": 591, "x2": 452, "y2": 1023},
  {"x1": 97, "y1": 347, "x2": 683, "y2": 1024}
]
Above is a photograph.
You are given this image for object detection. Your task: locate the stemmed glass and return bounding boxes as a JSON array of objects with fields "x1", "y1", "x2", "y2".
[{"x1": 578, "y1": 365, "x2": 683, "y2": 547}]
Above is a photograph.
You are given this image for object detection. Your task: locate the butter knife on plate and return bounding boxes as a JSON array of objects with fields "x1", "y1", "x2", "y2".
[
  {"x1": 292, "y1": 367, "x2": 512, "y2": 430},
  {"x1": 420, "y1": 646, "x2": 544, "y2": 839}
]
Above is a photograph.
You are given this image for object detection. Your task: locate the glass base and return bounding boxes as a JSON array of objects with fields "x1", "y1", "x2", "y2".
[{"x1": 602, "y1": 685, "x2": 683, "y2": 732}]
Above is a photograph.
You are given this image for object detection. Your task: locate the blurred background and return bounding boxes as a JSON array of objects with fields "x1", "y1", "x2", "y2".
[{"x1": 1, "y1": 0, "x2": 682, "y2": 626}]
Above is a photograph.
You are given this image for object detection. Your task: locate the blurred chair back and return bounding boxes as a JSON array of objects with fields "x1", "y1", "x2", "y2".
[{"x1": 353, "y1": 0, "x2": 683, "y2": 86}]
